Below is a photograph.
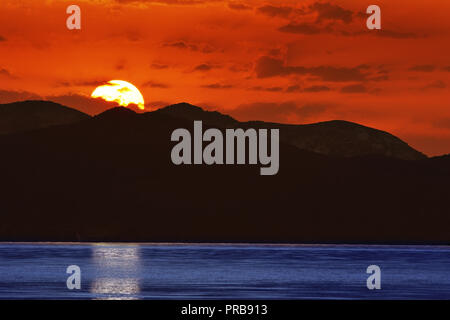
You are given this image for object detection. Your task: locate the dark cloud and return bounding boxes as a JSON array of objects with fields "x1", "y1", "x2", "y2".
[
  {"x1": 193, "y1": 63, "x2": 214, "y2": 72},
  {"x1": 286, "y1": 85, "x2": 301, "y2": 92},
  {"x1": 254, "y1": 56, "x2": 286, "y2": 78},
  {"x1": 250, "y1": 86, "x2": 284, "y2": 92},
  {"x1": 443, "y1": 66, "x2": 450, "y2": 72},
  {"x1": 303, "y1": 85, "x2": 331, "y2": 92},
  {"x1": 142, "y1": 80, "x2": 170, "y2": 88},
  {"x1": 0, "y1": 35, "x2": 6, "y2": 42},
  {"x1": 279, "y1": 23, "x2": 326, "y2": 35},
  {"x1": 249, "y1": 84, "x2": 330, "y2": 93},
  {"x1": 340, "y1": 84, "x2": 367, "y2": 93},
  {"x1": 115, "y1": 0, "x2": 213, "y2": 5},
  {"x1": 55, "y1": 79, "x2": 109, "y2": 88},
  {"x1": 257, "y1": 5, "x2": 293, "y2": 18},
  {"x1": 164, "y1": 41, "x2": 190, "y2": 49},
  {"x1": 0, "y1": 68, "x2": 16, "y2": 79},
  {"x1": 255, "y1": 56, "x2": 370, "y2": 82},
  {"x1": 228, "y1": 2, "x2": 252, "y2": 11},
  {"x1": 423, "y1": 80, "x2": 446, "y2": 90},
  {"x1": 115, "y1": 60, "x2": 127, "y2": 71},
  {"x1": 258, "y1": 2, "x2": 352, "y2": 23},
  {"x1": 163, "y1": 40, "x2": 216, "y2": 53},
  {"x1": 409, "y1": 65, "x2": 436, "y2": 72},
  {"x1": 0, "y1": 90, "x2": 41, "y2": 104},
  {"x1": 309, "y1": 66, "x2": 369, "y2": 82},
  {"x1": 230, "y1": 101, "x2": 329, "y2": 122},
  {"x1": 369, "y1": 74, "x2": 389, "y2": 82},
  {"x1": 281, "y1": 24, "x2": 422, "y2": 39},
  {"x1": 150, "y1": 63, "x2": 169, "y2": 69},
  {"x1": 229, "y1": 63, "x2": 252, "y2": 73},
  {"x1": 201, "y1": 83, "x2": 234, "y2": 89},
  {"x1": 310, "y1": 2, "x2": 353, "y2": 24}
]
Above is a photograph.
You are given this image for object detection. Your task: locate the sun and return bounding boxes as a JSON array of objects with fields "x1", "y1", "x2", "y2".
[{"x1": 91, "y1": 80, "x2": 145, "y2": 110}]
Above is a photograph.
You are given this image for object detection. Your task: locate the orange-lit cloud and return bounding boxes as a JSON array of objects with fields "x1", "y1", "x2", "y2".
[{"x1": 0, "y1": 0, "x2": 449, "y2": 156}]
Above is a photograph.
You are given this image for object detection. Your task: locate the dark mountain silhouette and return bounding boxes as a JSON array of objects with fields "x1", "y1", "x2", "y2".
[
  {"x1": 155, "y1": 102, "x2": 238, "y2": 127},
  {"x1": 157, "y1": 103, "x2": 425, "y2": 160},
  {"x1": 0, "y1": 100, "x2": 90, "y2": 135},
  {"x1": 0, "y1": 100, "x2": 448, "y2": 244}
]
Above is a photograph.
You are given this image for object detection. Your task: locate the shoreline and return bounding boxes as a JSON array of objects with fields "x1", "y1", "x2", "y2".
[{"x1": 1, "y1": 241, "x2": 450, "y2": 248}]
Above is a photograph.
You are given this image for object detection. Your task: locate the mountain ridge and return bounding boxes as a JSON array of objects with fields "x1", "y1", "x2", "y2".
[
  {"x1": 0, "y1": 100, "x2": 427, "y2": 160},
  {"x1": 155, "y1": 102, "x2": 425, "y2": 160},
  {"x1": 0, "y1": 100, "x2": 449, "y2": 243},
  {"x1": 0, "y1": 100, "x2": 90, "y2": 135}
]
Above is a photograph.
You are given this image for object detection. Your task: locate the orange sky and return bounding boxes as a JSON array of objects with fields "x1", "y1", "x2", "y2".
[{"x1": 0, "y1": 0, "x2": 449, "y2": 156}]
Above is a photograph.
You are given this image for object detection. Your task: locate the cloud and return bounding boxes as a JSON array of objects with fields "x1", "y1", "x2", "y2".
[
  {"x1": 279, "y1": 23, "x2": 326, "y2": 35},
  {"x1": 0, "y1": 90, "x2": 41, "y2": 104},
  {"x1": 280, "y1": 23, "x2": 422, "y2": 39},
  {"x1": 422, "y1": 80, "x2": 446, "y2": 90},
  {"x1": 271, "y1": 2, "x2": 420, "y2": 40},
  {"x1": 409, "y1": 65, "x2": 436, "y2": 72},
  {"x1": 142, "y1": 80, "x2": 170, "y2": 88},
  {"x1": 286, "y1": 85, "x2": 301, "y2": 92},
  {"x1": 340, "y1": 84, "x2": 367, "y2": 93},
  {"x1": 303, "y1": 85, "x2": 331, "y2": 92},
  {"x1": 0, "y1": 68, "x2": 16, "y2": 79},
  {"x1": 193, "y1": 63, "x2": 215, "y2": 72},
  {"x1": 115, "y1": 59, "x2": 127, "y2": 71},
  {"x1": 150, "y1": 63, "x2": 169, "y2": 69},
  {"x1": 0, "y1": 35, "x2": 6, "y2": 42},
  {"x1": 250, "y1": 86, "x2": 284, "y2": 92},
  {"x1": 163, "y1": 41, "x2": 217, "y2": 53},
  {"x1": 228, "y1": 2, "x2": 252, "y2": 11},
  {"x1": 258, "y1": 2, "x2": 352, "y2": 23},
  {"x1": 443, "y1": 66, "x2": 450, "y2": 72},
  {"x1": 257, "y1": 5, "x2": 294, "y2": 18},
  {"x1": 55, "y1": 79, "x2": 109, "y2": 88},
  {"x1": 229, "y1": 63, "x2": 252, "y2": 73},
  {"x1": 114, "y1": 0, "x2": 214, "y2": 5},
  {"x1": 249, "y1": 84, "x2": 330, "y2": 93},
  {"x1": 164, "y1": 41, "x2": 191, "y2": 49},
  {"x1": 255, "y1": 56, "x2": 370, "y2": 82},
  {"x1": 201, "y1": 83, "x2": 233, "y2": 89},
  {"x1": 310, "y1": 2, "x2": 353, "y2": 24}
]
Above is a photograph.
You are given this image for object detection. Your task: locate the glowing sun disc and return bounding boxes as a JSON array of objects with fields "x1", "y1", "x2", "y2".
[{"x1": 91, "y1": 80, "x2": 145, "y2": 110}]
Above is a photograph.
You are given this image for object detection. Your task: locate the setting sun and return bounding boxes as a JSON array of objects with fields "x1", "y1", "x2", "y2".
[{"x1": 91, "y1": 80, "x2": 145, "y2": 110}]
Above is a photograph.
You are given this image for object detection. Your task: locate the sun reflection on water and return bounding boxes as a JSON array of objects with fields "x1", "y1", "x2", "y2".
[{"x1": 89, "y1": 245, "x2": 142, "y2": 300}]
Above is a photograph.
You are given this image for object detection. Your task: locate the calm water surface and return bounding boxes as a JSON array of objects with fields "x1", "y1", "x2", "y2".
[{"x1": 0, "y1": 243, "x2": 449, "y2": 299}]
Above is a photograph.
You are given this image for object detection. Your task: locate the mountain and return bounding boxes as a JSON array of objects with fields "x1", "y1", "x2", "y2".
[
  {"x1": 0, "y1": 100, "x2": 90, "y2": 135},
  {"x1": 154, "y1": 102, "x2": 238, "y2": 127},
  {"x1": 0, "y1": 101, "x2": 448, "y2": 244},
  {"x1": 156, "y1": 103, "x2": 425, "y2": 160}
]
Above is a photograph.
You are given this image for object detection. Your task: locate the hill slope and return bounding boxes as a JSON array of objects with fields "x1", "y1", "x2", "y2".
[
  {"x1": 0, "y1": 100, "x2": 90, "y2": 135},
  {"x1": 156, "y1": 103, "x2": 425, "y2": 160},
  {"x1": 0, "y1": 104, "x2": 448, "y2": 244}
]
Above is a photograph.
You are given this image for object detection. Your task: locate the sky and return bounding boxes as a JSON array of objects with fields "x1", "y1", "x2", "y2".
[{"x1": 0, "y1": 0, "x2": 449, "y2": 156}]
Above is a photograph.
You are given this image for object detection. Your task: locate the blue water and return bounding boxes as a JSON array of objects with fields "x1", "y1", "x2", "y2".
[{"x1": 0, "y1": 243, "x2": 449, "y2": 299}]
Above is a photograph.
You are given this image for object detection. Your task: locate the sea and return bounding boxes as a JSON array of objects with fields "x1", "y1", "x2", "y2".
[{"x1": 0, "y1": 243, "x2": 449, "y2": 300}]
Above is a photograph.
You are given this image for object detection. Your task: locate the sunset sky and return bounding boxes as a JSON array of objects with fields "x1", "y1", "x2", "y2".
[{"x1": 0, "y1": 0, "x2": 449, "y2": 155}]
